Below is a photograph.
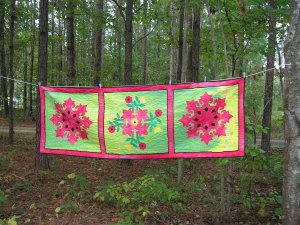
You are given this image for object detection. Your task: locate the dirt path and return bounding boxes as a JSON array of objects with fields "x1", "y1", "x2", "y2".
[
  {"x1": 0, "y1": 126, "x2": 36, "y2": 133},
  {"x1": 0, "y1": 126, "x2": 286, "y2": 148}
]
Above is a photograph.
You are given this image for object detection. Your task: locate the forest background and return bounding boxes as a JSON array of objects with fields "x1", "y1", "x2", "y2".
[{"x1": 1, "y1": 0, "x2": 300, "y2": 224}]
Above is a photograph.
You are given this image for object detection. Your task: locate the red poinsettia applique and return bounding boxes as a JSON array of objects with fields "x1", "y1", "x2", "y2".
[
  {"x1": 179, "y1": 92, "x2": 232, "y2": 144},
  {"x1": 50, "y1": 98, "x2": 93, "y2": 144},
  {"x1": 108, "y1": 96, "x2": 162, "y2": 150}
]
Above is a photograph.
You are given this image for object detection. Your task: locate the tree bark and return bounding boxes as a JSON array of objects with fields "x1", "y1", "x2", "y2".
[
  {"x1": 176, "y1": 0, "x2": 184, "y2": 82},
  {"x1": 28, "y1": 0, "x2": 36, "y2": 118},
  {"x1": 0, "y1": 0, "x2": 8, "y2": 117},
  {"x1": 23, "y1": 49, "x2": 28, "y2": 115},
  {"x1": 93, "y1": 0, "x2": 104, "y2": 86},
  {"x1": 218, "y1": 0, "x2": 229, "y2": 77},
  {"x1": 169, "y1": 0, "x2": 177, "y2": 82},
  {"x1": 181, "y1": 0, "x2": 191, "y2": 83},
  {"x1": 8, "y1": 0, "x2": 16, "y2": 144},
  {"x1": 191, "y1": 6, "x2": 200, "y2": 82},
  {"x1": 282, "y1": 0, "x2": 300, "y2": 224},
  {"x1": 124, "y1": 0, "x2": 133, "y2": 85},
  {"x1": 205, "y1": 0, "x2": 218, "y2": 79},
  {"x1": 36, "y1": 0, "x2": 49, "y2": 171},
  {"x1": 57, "y1": 0, "x2": 63, "y2": 85},
  {"x1": 66, "y1": 0, "x2": 76, "y2": 85},
  {"x1": 50, "y1": 3, "x2": 55, "y2": 85},
  {"x1": 261, "y1": 0, "x2": 277, "y2": 153},
  {"x1": 141, "y1": 0, "x2": 147, "y2": 85}
]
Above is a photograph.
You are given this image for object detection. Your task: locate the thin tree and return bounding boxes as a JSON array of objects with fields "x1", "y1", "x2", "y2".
[
  {"x1": 261, "y1": 0, "x2": 277, "y2": 153},
  {"x1": 176, "y1": 0, "x2": 184, "y2": 82},
  {"x1": 0, "y1": 0, "x2": 9, "y2": 117},
  {"x1": 23, "y1": 49, "x2": 28, "y2": 115},
  {"x1": 169, "y1": 0, "x2": 177, "y2": 81},
  {"x1": 66, "y1": 0, "x2": 76, "y2": 85},
  {"x1": 57, "y1": 0, "x2": 63, "y2": 85},
  {"x1": 190, "y1": 6, "x2": 200, "y2": 82},
  {"x1": 124, "y1": 0, "x2": 133, "y2": 85},
  {"x1": 282, "y1": 0, "x2": 300, "y2": 223},
  {"x1": 28, "y1": 0, "x2": 36, "y2": 118},
  {"x1": 8, "y1": 0, "x2": 16, "y2": 144},
  {"x1": 141, "y1": 0, "x2": 147, "y2": 84},
  {"x1": 205, "y1": 0, "x2": 218, "y2": 79},
  {"x1": 36, "y1": 0, "x2": 49, "y2": 170},
  {"x1": 93, "y1": 0, "x2": 104, "y2": 86}
]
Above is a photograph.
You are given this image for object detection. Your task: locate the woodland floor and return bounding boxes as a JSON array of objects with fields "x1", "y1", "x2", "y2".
[{"x1": 0, "y1": 116, "x2": 283, "y2": 225}]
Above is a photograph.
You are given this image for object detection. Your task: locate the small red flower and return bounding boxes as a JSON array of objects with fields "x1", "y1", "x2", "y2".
[
  {"x1": 139, "y1": 142, "x2": 147, "y2": 150},
  {"x1": 155, "y1": 109, "x2": 162, "y2": 117},
  {"x1": 125, "y1": 96, "x2": 132, "y2": 103},
  {"x1": 108, "y1": 126, "x2": 116, "y2": 133}
]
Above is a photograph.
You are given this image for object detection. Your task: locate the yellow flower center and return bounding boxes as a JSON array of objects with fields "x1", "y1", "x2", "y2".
[{"x1": 131, "y1": 118, "x2": 139, "y2": 126}]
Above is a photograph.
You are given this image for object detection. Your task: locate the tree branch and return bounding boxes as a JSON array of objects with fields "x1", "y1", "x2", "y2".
[{"x1": 111, "y1": 0, "x2": 126, "y2": 22}]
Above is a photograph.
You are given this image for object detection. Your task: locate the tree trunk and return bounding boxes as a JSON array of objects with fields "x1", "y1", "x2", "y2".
[
  {"x1": 57, "y1": 0, "x2": 63, "y2": 85},
  {"x1": 169, "y1": 1, "x2": 177, "y2": 82},
  {"x1": 116, "y1": 30, "x2": 122, "y2": 83},
  {"x1": 141, "y1": 0, "x2": 147, "y2": 85},
  {"x1": 282, "y1": 0, "x2": 300, "y2": 224},
  {"x1": 23, "y1": 49, "x2": 28, "y2": 115},
  {"x1": 181, "y1": 0, "x2": 191, "y2": 83},
  {"x1": 93, "y1": 0, "x2": 104, "y2": 86},
  {"x1": 66, "y1": 0, "x2": 76, "y2": 85},
  {"x1": 205, "y1": 0, "x2": 218, "y2": 79},
  {"x1": 0, "y1": 0, "x2": 8, "y2": 117},
  {"x1": 191, "y1": 6, "x2": 200, "y2": 82},
  {"x1": 176, "y1": 0, "x2": 184, "y2": 82},
  {"x1": 261, "y1": 0, "x2": 276, "y2": 153},
  {"x1": 28, "y1": 0, "x2": 36, "y2": 118},
  {"x1": 50, "y1": 3, "x2": 55, "y2": 85},
  {"x1": 124, "y1": 0, "x2": 133, "y2": 85},
  {"x1": 36, "y1": 0, "x2": 49, "y2": 171},
  {"x1": 8, "y1": 0, "x2": 16, "y2": 144},
  {"x1": 218, "y1": 0, "x2": 229, "y2": 77}
]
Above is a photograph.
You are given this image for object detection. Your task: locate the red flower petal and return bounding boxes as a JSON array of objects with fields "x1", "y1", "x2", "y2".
[
  {"x1": 55, "y1": 127, "x2": 65, "y2": 137},
  {"x1": 108, "y1": 126, "x2": 116, "y2": 133},
  {"x1": 75, "y1": 104, "x2": 87, "y2": 115},
  {"x1": 64, "y1": 98, "x2": 75, "y2": 109},
  {"x1": 199, "y1": 92, "x2": 213, "y2": 106},
  {"x1": 186, "y1": 100, "x2": 198, "y2": 113},
  {"x1": 179, "y1": 114, "x2": 192, "y2": 127},
  {"x1": 139, "y1": 142, "x2": 146, "y2": 150},
  {"x1": 214, "y1": 98, "x2": 226, "y2": 110},
  {"x1": 137, "y1": 108, "x2": 149, "y2": 121},
  {"x1": 121, "y1": 108, "x2": 133, "y2": 120},
  {"x1": 50, "y1": 114, "x2": 61, "y2": 126},
  {"x1": 125, "y1": 96, "x2": 132, "y2": 103},
  {"x1": 220, "y1": 110, "x2": 233, "y2": 123},
  {"x1": 67, "y1": 132, "x2": 79, "y2": 144},
  {"x1": 200, "y1": 132, "x2": 214, "y2": 145},
  {"x1": 79, "y1": 130, "x2": 88, "y2": 139},
  {"x1": 121, "y1": 124, "x2": 134, "y2": 136},
  {"x1": 187, "y1": 127, "x2": 198, "y2": 138},
  {"x1": 155, "y1": 109, "x2": 162, "y2": 117},
  {"x1": 136, "y1": 124, "x2": 149, "y2": 136}
]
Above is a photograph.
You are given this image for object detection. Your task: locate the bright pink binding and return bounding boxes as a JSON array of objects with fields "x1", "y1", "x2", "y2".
[{"x1": 39, "y1": 78, "x2": 245, "y2": 159}]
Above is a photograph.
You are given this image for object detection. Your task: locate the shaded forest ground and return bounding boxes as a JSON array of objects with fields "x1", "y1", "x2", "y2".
[{"x1": 0, "y1": 116, "x2": 283, "y2": 224}]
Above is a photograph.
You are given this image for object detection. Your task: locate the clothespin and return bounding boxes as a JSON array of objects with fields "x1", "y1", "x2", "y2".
[
  {"x1": 99, "y1": 82, "x2": 102, "y2": 88},
  {"x1": 169, "y1": 78, "x2": 172, "y2": 85},
  {"x1": 38, "y1": 82, "x2": 41, "y2": 86},
  {"x1": 204, "y1": 76, "x2": 207, "y2": 82}
]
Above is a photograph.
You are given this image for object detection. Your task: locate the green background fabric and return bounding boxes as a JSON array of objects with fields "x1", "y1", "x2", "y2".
[
  {"x1": 104, "y1": 90, "x2": 168, "y2": 154},
  {"x1": 174, "y1": 85, "x2": 239, "y2": 152},
  {"x1": 45, "y1": 91, "x2": 101, "y2": 152}
]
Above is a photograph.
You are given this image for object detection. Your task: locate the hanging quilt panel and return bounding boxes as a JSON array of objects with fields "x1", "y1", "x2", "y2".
[{"x1": 39, "y1": 78, "x2": 245, "y2": 159}]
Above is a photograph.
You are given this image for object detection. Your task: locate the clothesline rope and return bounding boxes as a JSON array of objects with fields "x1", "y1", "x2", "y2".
[{"x1": 0, "y1": 64, "x2": 292, "y2": 88}]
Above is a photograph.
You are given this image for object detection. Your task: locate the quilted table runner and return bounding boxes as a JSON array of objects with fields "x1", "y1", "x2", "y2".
[{"x1": 39, "y1": 78, "x2": 245, "y2": 159}]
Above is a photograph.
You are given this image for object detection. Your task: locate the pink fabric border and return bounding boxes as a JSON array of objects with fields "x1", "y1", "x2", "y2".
[{"x1": 39, "y1": 78, "x2": 245, "y2": 159}]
